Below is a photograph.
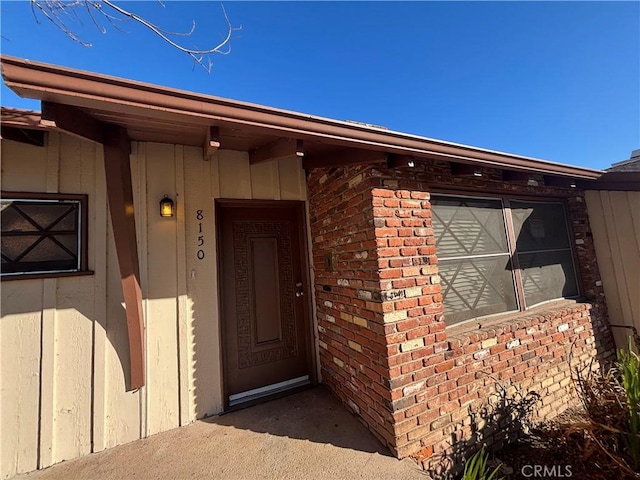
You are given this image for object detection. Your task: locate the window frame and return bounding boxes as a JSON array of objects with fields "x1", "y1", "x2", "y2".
[
  {"x1": 431, "y1": 190, "x2": 581, "y2": 326},
  {"x1": 1, "y1": 191, "x2": 92, "y2": 281}
]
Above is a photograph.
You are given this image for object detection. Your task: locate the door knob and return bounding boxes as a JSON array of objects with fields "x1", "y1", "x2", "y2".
[
  {"x1": 295, "y1": 282, "x2": 304, "y2": 297},
  {"x1": 296, "y1": 291, "x2": 304, "y2": 297}
]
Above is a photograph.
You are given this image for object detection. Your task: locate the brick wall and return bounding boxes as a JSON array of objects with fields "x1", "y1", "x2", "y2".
[
  {"x1": 307, "y1": 167, "x2": 397, "y2": 447},
  {"x1": 307, "y1": 159, "x2": 616, "y2": 475}
]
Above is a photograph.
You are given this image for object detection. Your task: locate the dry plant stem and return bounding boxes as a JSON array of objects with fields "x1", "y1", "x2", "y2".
[
  {"x1": 30, "y1": 0, "x2": 241, "y2": 72},
  {"x1": 564, "y1": 335, "x2": 640, "y2": 478},
  {"x1": 583, "y1": 426, "x2": 640, "y2": 478}
]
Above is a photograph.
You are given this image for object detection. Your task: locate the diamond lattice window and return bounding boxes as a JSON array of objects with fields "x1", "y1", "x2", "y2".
[
  {"x1": 511, "y1": 201, "x2": 578, "y2": 307},
  {"x1": 432, "y1": 195, "x2": 579, "y2": 326},
  {"x1": 1, "y1": 193, "x2": 87, "y2": 278}
]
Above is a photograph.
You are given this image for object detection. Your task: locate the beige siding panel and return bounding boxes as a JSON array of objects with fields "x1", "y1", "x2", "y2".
[
  {"x1": 210, "y1": 152, "x2": 221, "y2": 199},
  {"x1": 50, "y1": 136, "x2": 94, "y2": 464},
  {"x1": 44, "y1": 133, "x2": 61, "y2": 193},
  {"x1": 174, "y1": 146, "x2": 191, "y2": 426},
  {"x1": 1, "y1": 138, "x2": 48, "y2": 191},
  {"x1": 628, "y1": 192, "x2": 640, "y2": 258},
  {"x1": 185, "y1": 147, "x2": 221, "y2": 418},
  {"x1": 218, "y1": 150, "x2": 251, "y2": 199},
  {"x1": 278, "y1": 157, "x2": 307, "y2": 200},
  {"x1": 38, "y1": 279, "x2": 56, "y2": 469},
  {"x1": 104, "y1": 213, "x2": 142, "y2": 447},
  {"x1": 610, "y1": 192, "x2": 640, "y2": 327},
  {"x1": 1, "y1": 138, "x2": 54, "y2": 478},
  {"x1": 37, "y1": 133, "x2": 60, "y2": 469},
  {"x1": 92, "y1": 143, "x2": 108, "y2": 453},
  {"x1": 0, "y1": 281, "x2": 42, "y2": 479},
  {"x1": 145, "y1": 143, "x2": 180, "y2": 435},
  {"x1": 585, "y1": 191, "x2": 624, "y2": 347},
  {"x1": 132, "y1": 143, "x2": 149, "y2": 439},
  {"x1": 250, "y1": 160, "x2": 280, "y2": 200},
  {"x1": 586, "y1": 190, "x2": 640, "y2": 348},
  {"x1": 53, "y1": 278, "x2": 94, "y2": 461},
  {"x1": 600, "y1": 192, "x2": 635, "y2": 332}
]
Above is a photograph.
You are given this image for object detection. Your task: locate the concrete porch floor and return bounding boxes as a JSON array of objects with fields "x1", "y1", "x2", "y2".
[{"x1": 15, "y1": 386, "x2": 427, "y2": 480}]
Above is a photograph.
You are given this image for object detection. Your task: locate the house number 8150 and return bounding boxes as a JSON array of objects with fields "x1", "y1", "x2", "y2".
[{"x1": 196, "y1": 210, "x2": 205, "y2": 260}]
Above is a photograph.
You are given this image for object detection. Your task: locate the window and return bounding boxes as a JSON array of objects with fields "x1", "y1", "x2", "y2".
[
  {"x1": 1, "y1": 193, "x2": 88, "y2": 278},
  {"x1": 432, "y1": 194, "x2": 579, "y2": 325}
]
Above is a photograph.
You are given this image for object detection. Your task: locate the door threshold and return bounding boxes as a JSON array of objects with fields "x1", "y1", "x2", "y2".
[{"x1": 228, "y1": 375, "x2": 310, "y2": 408}]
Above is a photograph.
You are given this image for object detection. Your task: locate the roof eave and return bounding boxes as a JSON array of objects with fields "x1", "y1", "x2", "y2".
[{"x1": 1, "y1": 55, "x2": 604, "y2": 180}]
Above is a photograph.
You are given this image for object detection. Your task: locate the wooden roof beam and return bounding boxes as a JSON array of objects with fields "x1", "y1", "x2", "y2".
[
  {"x1": 250, "y1": 138, "x2": 304, "y2": 165},
  {"x1": 204, "y1": 126, "x2": 220, "y2": 160},
  {"x1": 41, "y1": 101, "x2": 105, "y2": 144},
  {"x1": 103, "y1": 125, "x2": 145, "y2": 391},
  {"x1": 303, "y1": 148, "x2": 388, "y2": 170}
]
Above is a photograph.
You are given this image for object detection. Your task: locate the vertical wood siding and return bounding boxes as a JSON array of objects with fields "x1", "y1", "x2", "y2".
[
  {"x1": 585, "y1": 190, "x2": 640, "y2": 348},
  {"x1": 0, "y1": 136, "x2": 308, "y2": 479}
]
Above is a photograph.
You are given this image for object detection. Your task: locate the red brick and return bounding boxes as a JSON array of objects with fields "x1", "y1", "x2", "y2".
[{"x1": 435, "y1": 360, "x2": 454, "y2": 373}]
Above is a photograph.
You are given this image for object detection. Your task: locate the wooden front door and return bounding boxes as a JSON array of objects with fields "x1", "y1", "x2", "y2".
[{"x1": 217, "y1": 200, "x2": 313, "y2": 408}]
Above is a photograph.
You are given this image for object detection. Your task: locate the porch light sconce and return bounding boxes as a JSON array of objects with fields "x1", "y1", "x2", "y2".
[{"x1": 159, "y1": 195, "x2": 174, "y2": 217}]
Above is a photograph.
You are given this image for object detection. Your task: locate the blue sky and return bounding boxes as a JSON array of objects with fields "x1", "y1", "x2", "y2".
[{"x1": 1, "y1": 1, "x2": 638, "y2": 169}]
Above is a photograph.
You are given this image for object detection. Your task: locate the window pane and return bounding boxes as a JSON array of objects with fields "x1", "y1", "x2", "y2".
[
  {"x1": 1, "y1": 234, "x2": 41, "y2": 260},
  {"x1": 1, "y1": 203, "x2": 41, "y2": 232},
  {"x1": 439, "y1": 255, "x2": 517, "y2": 325},
  {"x1": 21, "y1": 237, "x2": 77, "y2": 263},
  {"x1": 511, "y1": 202, "x2": 570, "y2": 252},
  {"x1": 432, "y1": 197, "x2": 508, "y2": 257},
  {"x1": 48, "y1": 206, "x2": 78, "y2": 231},
  {"x1": 518, "y1": 251, "x2": 578, "y2": 306},
  {"x1": 1, "y1": 199, "x2": 82, "y2": 275}
]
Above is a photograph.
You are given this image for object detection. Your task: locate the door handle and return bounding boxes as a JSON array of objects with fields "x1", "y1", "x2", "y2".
[
  {"x1": 295, "y1": 282, "x2": 304, "y2": 297},
  {"x1": 296, "y1": 291, "x2": 304, "y2": 297}
]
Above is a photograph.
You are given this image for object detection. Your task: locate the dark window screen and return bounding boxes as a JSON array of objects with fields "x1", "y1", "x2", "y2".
[
  {"x1": 432, "y1": 196, "x2": 517, "y2": 325},
  {"x1": 1, "y1": 199, "x2": 81, "y2": 275},
  {"x1": 433, "y1": 195, "x2": 579, "y2": 325},
  {"x1": 432, "y1": 197, "x2": 508, "y2": 257},
  {"x1": 511, "y1": 201, "x2": 578, "y2": 306}
]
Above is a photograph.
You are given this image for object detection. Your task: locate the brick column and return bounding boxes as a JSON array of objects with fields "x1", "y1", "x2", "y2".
[
  {"x1": 370, "y1": 186, "x2": 448, "y2": 458},
  {"x1": 307, "y1": 165, "x2": 447, "y2": 457},
  {"x1": 308, "y1": 166, "x2": 398, "y2": 448}
]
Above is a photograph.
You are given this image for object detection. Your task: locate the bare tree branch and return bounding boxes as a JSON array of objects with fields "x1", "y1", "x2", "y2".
[{"x1": 30, "y1": 1, "x2": 241, "y2": 73}]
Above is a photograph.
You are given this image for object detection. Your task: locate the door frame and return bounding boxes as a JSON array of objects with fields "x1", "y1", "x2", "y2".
[{"x1": 215, "y1": 198, "x2": 317, "y2": 411}]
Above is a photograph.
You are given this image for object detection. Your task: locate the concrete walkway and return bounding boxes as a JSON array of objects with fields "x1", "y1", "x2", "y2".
[{"x1": 16, "y1": 386, "x2": 427, "y2": 480}]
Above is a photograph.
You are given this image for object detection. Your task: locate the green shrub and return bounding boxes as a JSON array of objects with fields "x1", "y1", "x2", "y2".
[
  {"x1": 618, "y1": 337, "x2": 640, "y2": 468},
  {"x1": 461, "y1": 446, "x2": 503, "y2": 480}
]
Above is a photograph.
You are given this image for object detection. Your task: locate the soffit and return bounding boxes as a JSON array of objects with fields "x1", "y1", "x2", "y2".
[{"x1": 1, "y1": 56, "x2": 604, "y2": 179}]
